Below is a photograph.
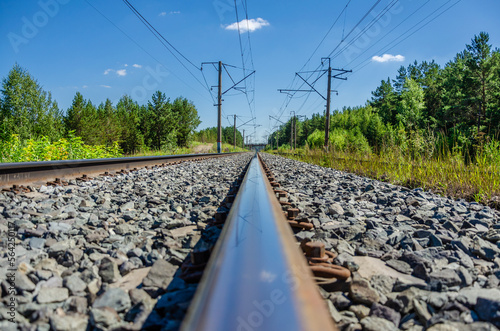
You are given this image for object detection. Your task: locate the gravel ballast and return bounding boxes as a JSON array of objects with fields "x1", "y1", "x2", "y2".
[
  {"x1": 260, "y1": 153, "x2": 500, "y2": 331},
  {"x1": 0, "y1": 153, "x2": 253, "y2": 331}
]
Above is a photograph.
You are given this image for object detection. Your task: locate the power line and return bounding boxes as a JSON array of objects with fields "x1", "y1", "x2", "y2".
[
  {"x1": 121, "y1": 0, "x2": 211, "y2": 95},
  {"x1": 342, "y1": 0, "x2": 432, "y2": 67},
  {"x1": 83, "y1": 0, "x2": 209, "y2": 101},
  {"x1": 233, "y1": 0, "x2": 257, "y2": 125},
  {"x1": 274, "y1": 1, "x2": 382, "y2": 124},
  {"x1": 346, "y1": 0, "x2": 462, "y2": 74}
]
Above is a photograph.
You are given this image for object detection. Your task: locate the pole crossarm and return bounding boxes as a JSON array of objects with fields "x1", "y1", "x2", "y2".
[
  {"x1": 332, "y1": 69, "x2": 352, "y2": 80},
  {"x1": 222, "y1": 70, "x2": 255, "y2": 95},
  {"x1": 269, "y1": 115, "x2": 286, "y2": 125},
  {"x1": 237, "y1": 117, "x2": 257, "y2": 128},
  {"x1": 296, "y1": 73, "x2": 326, "y2": 100},
  {"x1": 278, "y1": 89, "x2": 317, "y2": 94}
]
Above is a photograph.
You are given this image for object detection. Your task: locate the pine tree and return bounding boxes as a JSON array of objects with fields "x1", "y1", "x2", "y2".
[
  {"x1": 1, "y1": 64, "x2": 63, "y2": 141},
  {"x1": 171, "y1": 97, "x2": 201, "y2": 147}
]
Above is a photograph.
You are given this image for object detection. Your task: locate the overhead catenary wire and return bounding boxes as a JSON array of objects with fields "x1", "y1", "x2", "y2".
[
  {"x1": 274, "y1": 1, "x2": 383, "y2": 124},
  {"x1": 351, "y1": 0, "x2": 462, "y2": 71},
  {"x1": 83, "y1": 0, "x2": 210, "y2": 101},
  {"x1": 233, "y1": 0, "x2": 257, "y2": 126},
  {"x1": 121, "y1": 0, "x2": 212, "y2": 96}
]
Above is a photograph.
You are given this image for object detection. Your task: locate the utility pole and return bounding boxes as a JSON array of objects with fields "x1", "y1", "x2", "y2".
[
  {"x1": 290, "y1": 111, "x2": 295, "y2": 149},
  {"x1": 243, "y1": 130, "x2": 245, "y2": 149},
  {"x1": 233, "y1": 114, "x2": 237, "y2": 149},
  {"x1": 278, "y1": 58, "x2": 351, "y2": 152},
  {"x1": 217, "y1": 61, "x2": 222, "y2": 153},
  {"x1": 201, "y1": 61, "x2": 255, "y2": 154},
  {"x1": 325, "y1": 65, "x2": 332, "y2": 151}
]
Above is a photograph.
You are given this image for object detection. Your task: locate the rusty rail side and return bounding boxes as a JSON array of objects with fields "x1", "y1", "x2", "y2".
[
  {"x1": 181, "y1": 153, "x2": 336, "y2": 331},
  {"x1": 0, "y1": 152, "x2": 241, "y2": 188}
]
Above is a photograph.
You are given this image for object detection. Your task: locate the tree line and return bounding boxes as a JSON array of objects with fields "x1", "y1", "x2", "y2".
[
  {"x1": 194, "y1": 126, "x2": 244, "y2": 147},
  {"x1": 0, "y1": 64, "x2": 201, "y2": 154},
  {"x1": 270, "y1": 32, "x2": 500, "y2": 161}
]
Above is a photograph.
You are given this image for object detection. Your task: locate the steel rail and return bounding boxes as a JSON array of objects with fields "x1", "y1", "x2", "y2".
[
  {"x1": 0, "y1": 153, "x2": 239, "y2": 188},
  {"x1": 181, "y1": 153, "x2": 336, "y2": 331}
]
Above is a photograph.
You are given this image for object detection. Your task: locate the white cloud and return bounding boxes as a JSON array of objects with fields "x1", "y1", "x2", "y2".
[
  {"x1": 132, "y1": 64, "x2": 142, "y2": 68},
  {"x1": 159, "y1": 11, "x2": 166, "y2": 16},
  {"x1": 100, "y1": 85, "x2": 111, "y2": 88},
  {"x1": 225, "y1": 18, "x2": 270, "y2": 33},
  {"x1": 124, "y1": 64, "x2": 128, "y2": 67},
  {"x1": 372, "y1": 54, "x2": 405, "y2": 63},
  {"x1": 82, "y1": 85, "x2": 88, "y2": 89},
  {"x1": 116, "y1": 69, "x2": 127, "y2": 76},
  {"x1": 104, "y1": 69, "x2": 113, "y2": 75},
  {"x1": 170, "y1": 11, "x2": 180, "y2": 14}
]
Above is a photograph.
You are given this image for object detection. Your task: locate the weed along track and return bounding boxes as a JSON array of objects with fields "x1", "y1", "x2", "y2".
[{"x1": 1, "y1": 152, "x2": 500, "y2": 330}]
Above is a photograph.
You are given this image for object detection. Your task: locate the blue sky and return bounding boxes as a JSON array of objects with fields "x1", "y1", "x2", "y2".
[{"x1": 1, "y1": 0, "x2": 500, "y2": 143}]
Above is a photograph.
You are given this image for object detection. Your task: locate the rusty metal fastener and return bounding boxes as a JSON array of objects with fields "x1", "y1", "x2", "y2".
[
  {"x1": 269, "y1": 181, "x2": 280, "y2": 187},
  {"x1": 301, "y1": 241, "x2": 325, "y2": 258},
  {"x1": 287, "y1": 208, "x2": 300, "y2": 220},
  {"x1": 288, "y1": 220, "x2": 314, "y2": 230},
  {"x1": 310, "y1": 265, "x2": 351, "y2": 280},
  {"x1": 191, "y1": 241, "x2": 212, "y2": 265}
]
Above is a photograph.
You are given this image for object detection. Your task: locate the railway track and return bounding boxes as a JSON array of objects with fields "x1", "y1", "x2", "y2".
[
  {"x1": 0, "y1": 152, "x2": 499, "y2": 330},
  {"x1": 0, "y1": 153, "x2": 235, "y2": 190}
]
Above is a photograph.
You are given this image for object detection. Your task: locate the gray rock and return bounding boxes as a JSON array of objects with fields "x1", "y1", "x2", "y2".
[
  {"x1": 29, "y1": 237, "x2": 46, "y2": 250},
  {"x1": 350, "y1": 275, "x2": 380, "y2": 305},
  {"x1": 37, "y1": 287, "x2": 69, "y2": 303},
  {"x1": 329, "y1": 292, "x2": 352, "y2": 310},
  {"x1": 429, "y1": 269, "x2": 462, "y2": 287},
  {"x1": 413, "y1": 299, "x2": 432, "y2": 325},
  {"x1": 475, "y1": 297, "x2": 500, "y2": 327},
  {"x1": 64, "y1": 274, "x2": 87, "y2": 295},
  {"x1": 386, "y1": 259, "x2": 412, "y2": 274},
  {"x1": 93, "y1": 288, "x2": 131, "y2": 313},
  {"x1": 142, "y1": 259, "x2": 177, "y2": 288},
  {"x1": 15, "y1": 273, "x2": 36, "y2": 292},
  {"x1": 360, "y1": 316, "x2": 397, "y2": 331},
  {"x1": 99, "y1": 257, "x2": 121, "y2": 283},
  {"x1": 90, "y1": 307, "x2": 121, "y2": 328},
  {"x1": 49, "y1": 313, "x2": 88, "y2": 331},
  {"x1": 350, "y1": 304, "x2": 371, "y2": 319},
  {"x1": 370, "y1": 302, "x2": 401, "y2": 327},
  {"x1": 328, "y1": 203, "x2": 344, "y2": 215}
]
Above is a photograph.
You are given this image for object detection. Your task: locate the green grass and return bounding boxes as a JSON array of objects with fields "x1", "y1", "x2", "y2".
[{"x1": 269, "y1": 147, "x2": 500, "y2": 208}]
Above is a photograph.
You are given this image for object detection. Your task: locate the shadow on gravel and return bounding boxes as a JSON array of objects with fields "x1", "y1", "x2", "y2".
[{"x1": 140, "y1": 162, "x2": 250, "y2": 331}]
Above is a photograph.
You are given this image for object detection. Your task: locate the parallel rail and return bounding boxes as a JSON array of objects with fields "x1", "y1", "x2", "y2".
[
  {"x1": 0, "y1": 153, "x2": 238, "y2": 188},
  {"x1": 181, "y1": 153, "x2": 336, "y2": 331}
]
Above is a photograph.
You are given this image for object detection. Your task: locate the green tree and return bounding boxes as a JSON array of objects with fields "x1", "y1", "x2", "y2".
[
  {"x1": 1, "y1": 64, "x2": 63, "y2": 141},
  {"x1": 397, "y1": 78, "x2": 425, "y2": 130},
  {"x1": 145, "y1": 91, "x2": 177, "y2": 150},
  {"x1": 371, "y1": 78, "x2": 397, "y2": 125},
  {"x1": 116, "y1": 95, "x2": 144, "y2": 154},
  {"x1": 463, "y1": 32, "x2": 497, "y2": 135},
  {"x1": 97, "y1": 99, "x2": 121, "y2": 146},
  {"x1": 65, "y1": 92, "x2": 86, "y2": 137},
  {"x1": 171, "y1": 97, "x2": 201, "y2": 147}
]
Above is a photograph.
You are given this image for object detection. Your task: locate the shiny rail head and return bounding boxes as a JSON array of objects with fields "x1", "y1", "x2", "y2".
[{"x1": 181, "y1": 153, "x2": 336, "y2": 331}]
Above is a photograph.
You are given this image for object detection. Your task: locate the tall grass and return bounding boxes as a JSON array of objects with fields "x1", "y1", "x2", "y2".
[
  {"x1": 272, "y1": 143, "x2": 500, "y2": 207},
  {"x1": 0, "y1": 134, "x2": 122, "y2": 162}
]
